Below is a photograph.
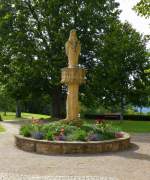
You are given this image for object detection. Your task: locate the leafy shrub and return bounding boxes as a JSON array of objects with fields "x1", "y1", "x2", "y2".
[
  {"x1": 69, "y1": 129, "x2": 87, "y2": 141},
  {"x1": 102, "y1": 132, "x2": 115, "y2": 140},
  {"x1": 62, "y1": 125, "x2": 77, "y2": 135},
  {"x1": 20, "y1": 125, "x2": 32, "y2": 137},
  {"x1": 45, "y1": 131, "x2": 54, "y2": 140},
  {"x1": 82, "y1": 124, "x2": 97, "y2": 132}
]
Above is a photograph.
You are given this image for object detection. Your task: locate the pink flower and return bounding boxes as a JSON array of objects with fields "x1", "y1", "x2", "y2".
[{"x1": 115, "y1": 132, "x2": 124, "y2": 138}]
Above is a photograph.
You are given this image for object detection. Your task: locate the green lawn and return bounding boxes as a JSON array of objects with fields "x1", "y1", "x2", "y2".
[
  {"x1": 111, "y1": 120, "x2": 150, "y2": 133},
  {"x1": 85, "y1": 119, "x2": 150, "y2": 133},
  {"x1": 0, "y1": 124, "x2": 5, "y2": 133},
  {"x1": 0, "y1": 112, "x2": 150, "y2": 133},
  {"x1": 0, "y1": 112, "x2": 50, "y2": 121}
]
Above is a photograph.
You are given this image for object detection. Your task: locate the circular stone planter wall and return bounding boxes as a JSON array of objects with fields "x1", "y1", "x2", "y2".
[{"x1": 15, "y1": 133, "x2": 130, "y2": 154}]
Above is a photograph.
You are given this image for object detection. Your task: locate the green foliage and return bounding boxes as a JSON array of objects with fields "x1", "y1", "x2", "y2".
[
  {"x1": 32, "y1": 124, "x2": 42, "y2": 132},
  {"x1": 69, "y1": 129, "x2": 87, "y2": 141},
  {"x1": 0, "y1": 85, "x2": 16, "y2": 113},
  {"x1": 81, "y1": 123, "x2": 97, "y2": 132},
  {"x1": 0, "y1": 0, "x2": 120, "y2": 117},
  {"x1": 45, "y1": 131, "x2": 54, "y2": 141},
  {"x1": 84, "y1": 21, "x2": 149, "y2": 112},
  {"x1": 20, "y1": 120, "x2": 119, "y2": 141},
  {"x1": 20, "y1": 124, "x2": 32, "y2": 137},
  {"x1": 0, "y1": 0, "x2": 148, "y2": 116},
  {"x1": 134, "y1": 0, "x2": 150, "y2": 18}
]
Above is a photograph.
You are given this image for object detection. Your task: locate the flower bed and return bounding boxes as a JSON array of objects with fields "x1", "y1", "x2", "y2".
[
  {"x1": 19, "y1": 119, "x2": 124, "y2": 142},
  {"x1": 15, "y1": 119, "x2": 130, "y2": 154}
]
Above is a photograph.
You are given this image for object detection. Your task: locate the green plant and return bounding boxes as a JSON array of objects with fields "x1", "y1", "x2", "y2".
[
  {"x1": 20, "y1": 124, "x2": 32, "y2": 137},
  {"x1": 102, "y1": 132, "x2": 115, "y2": 140},
  {"x1": 62, "y1": 125, "x2": 77, "y2": 135},
  {"x1": 45, "y1": 131, "x2": 54, "y2": 140},
  {"x1": 81, "y1": 124, "x2": 96, "y2": 132},
  {"x1": 32, "y1": 124, "x2": 41, "y2": 132},
  {"x1": 70, "y1": 129, "x2": 87, "y2": 141}
]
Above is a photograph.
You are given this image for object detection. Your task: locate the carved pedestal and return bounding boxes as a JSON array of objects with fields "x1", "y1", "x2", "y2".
[{"x1": 61, "y1": 67, "x2": 86, "y2": 120}]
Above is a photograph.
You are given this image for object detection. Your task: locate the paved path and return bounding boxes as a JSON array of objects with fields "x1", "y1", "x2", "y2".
[{"x1": 0, "y1": 121, "x2": 150, "y2": 180}]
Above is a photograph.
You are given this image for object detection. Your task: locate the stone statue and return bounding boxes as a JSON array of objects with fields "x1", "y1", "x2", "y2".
[
  {"x1": 65, "y1": 29, "x2": 81, "y2": 68},
  {"x1": 61, "y1": 29, "x2": 86, "y2": 121}
]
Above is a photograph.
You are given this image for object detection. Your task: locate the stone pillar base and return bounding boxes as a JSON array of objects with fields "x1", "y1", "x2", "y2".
[{"x1": 61, "y1": 67, "x2": 86, "y2": 120}]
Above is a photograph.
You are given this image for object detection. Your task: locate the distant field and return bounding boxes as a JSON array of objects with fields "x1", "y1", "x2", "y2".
[
  {"x1": 0, "y1": 112, "x2": 50, "y2": 121},
  {"x1": 0, "y1": 125, "x2": 5, "y2": 133}
]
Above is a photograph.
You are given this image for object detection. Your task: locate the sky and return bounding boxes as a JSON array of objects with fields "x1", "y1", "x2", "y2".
[{"x1": 116, "y1": 0, "x2": 150, "y2": 48}]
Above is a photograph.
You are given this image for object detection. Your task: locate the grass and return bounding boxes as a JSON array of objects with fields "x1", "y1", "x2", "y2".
[
  {"x1": 0, "y1": 125, "x2": 5, "y2": 133},
  {"x1": 85, "y1": 119, "x2": 150, "y2": 133},
  {"x1": 111, "y1": 120, "x2": 150, "y2": 133},
  {"x1": 0, "y1": 112, "x2": 150, "y2": 133},
  {"x1": 0, "y1": 112, "x2": 50, "y2": 121}
]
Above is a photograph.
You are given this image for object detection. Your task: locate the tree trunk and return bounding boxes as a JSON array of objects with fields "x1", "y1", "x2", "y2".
[
  {"x1": 16, "y1": 100, "x2": 21, "y2": 118},
  {"x1": 120, "y1": 96, "x2": 125, "y2": 120},
  {"x1": 51, "y1": 86, "x2": 66, "y2": 119}
]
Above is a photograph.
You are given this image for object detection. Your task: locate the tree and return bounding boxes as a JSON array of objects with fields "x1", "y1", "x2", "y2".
[
  {"x1": 0, "y1": 0, "x2": 120, "y2": 118},
  {"x1": 0, "y1": 85, "x2": 15, "y2": 115},
  {"x1": 134, "y1": 0, "x2": 150, "y2": 18},
  {"x1": 82, "y1": 22, "x2": 149, "y2": 115}
]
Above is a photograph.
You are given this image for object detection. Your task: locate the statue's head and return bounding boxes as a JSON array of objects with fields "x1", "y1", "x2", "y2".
[{"x1": 69, "y1": 29, "x2": 78, "y2": 41}]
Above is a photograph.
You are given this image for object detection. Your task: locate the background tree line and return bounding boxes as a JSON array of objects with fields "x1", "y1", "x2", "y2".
[{"x1": 0, "y1": 0, "x2": 149, "y2": 118}]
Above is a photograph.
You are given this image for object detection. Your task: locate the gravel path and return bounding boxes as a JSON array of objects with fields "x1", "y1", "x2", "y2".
[{"x1": 0, "y1": 121, "x2": 150, "y2": 180}]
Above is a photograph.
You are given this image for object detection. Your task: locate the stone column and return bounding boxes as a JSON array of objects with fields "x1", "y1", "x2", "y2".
[
  {"x1": 61, "y1": 30, "x2": 86, "y2": 121},
  {"x1": 67, "y1": 83, "x2": 79, "y2": 120}
]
